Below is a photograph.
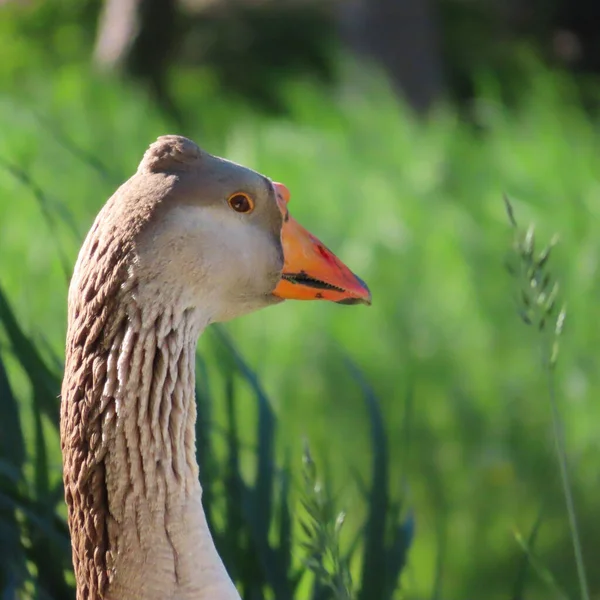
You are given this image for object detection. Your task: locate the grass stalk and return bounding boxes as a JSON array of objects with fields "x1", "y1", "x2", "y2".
[
  {"x1": 300, "y1": 441, "x2": 353, "y2": 600},
  {"x1": 545, "y1": 347, "x2": 590, "y2": 600},
  {"x1": 504, "y1": 195, "x2": 590, "y2": 600}
]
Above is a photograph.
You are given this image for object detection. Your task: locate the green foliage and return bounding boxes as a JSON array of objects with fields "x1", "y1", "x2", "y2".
[
  {"x1": 0, "y1": 0, "x2": 100, "y2": 81},
  {"x1": 1, "y1": 50, "x2": 600, "y2": 600}
]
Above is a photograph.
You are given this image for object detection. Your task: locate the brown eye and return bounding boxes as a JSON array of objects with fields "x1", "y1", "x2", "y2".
[{"x1": 228, "y1": 193, "x2": 255, "y2": 214}]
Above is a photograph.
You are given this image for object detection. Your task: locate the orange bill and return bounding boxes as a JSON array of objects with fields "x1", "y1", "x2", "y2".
[{"x1": 271, "y1": 182, "x2": 372, "y2": 305}]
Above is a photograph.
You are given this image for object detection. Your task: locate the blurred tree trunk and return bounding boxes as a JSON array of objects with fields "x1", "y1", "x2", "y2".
[
  {"x1": 93, "y1": 0, "x2": 183, "y2": 127},
  {"x1": 339, "y1": 0, "x2": 444, "y2": 113}
]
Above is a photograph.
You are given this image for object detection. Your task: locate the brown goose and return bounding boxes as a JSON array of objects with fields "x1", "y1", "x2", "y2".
[{"x1": 60, "y1": 135, "x2": 370, "y2": 600}]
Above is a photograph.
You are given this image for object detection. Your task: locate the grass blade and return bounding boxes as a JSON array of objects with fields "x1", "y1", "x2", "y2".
[
  {"x1": 212, "y1": 326, "x2": 275, "y2": 540},
  {"x1": 345, "y1": 358, "x2": 389, "y2": 600},
  {"x1": 0, "y1": 157, "x2": 74, "y2": 281},
  {"x1": 30, "y1": 110, "x2": 124, "y2": 187},
  {"x1": 0, "y1": 284, "x2": 60, "y2": 429},
  {"x1": 278, "y1": 454, "x2": 293, "y2": 582},
  {"x1": 513, "y1": 525, "x2": 570, "y2": 600},
  {"x1": 511, "y1": 508, "x2": 544, "y2": 600},
  {"x1": 223, "y1": 372, "x2": 244, "y2": 585},
  {"x1": 0, "y1": 341, "x2": 29, "y2": 592},
  {"x1": 0, "y1": 351, "x2": 25, "y2": 473},
  {"x1": 27, "y1": 379, "x2": 71, "y2": 599},
  {"x1": 384, "y1": 507, "x2": 415, "y2": 598},
  {"x1": 212, "y1": 325, "x2": 291, "y2": 598}
]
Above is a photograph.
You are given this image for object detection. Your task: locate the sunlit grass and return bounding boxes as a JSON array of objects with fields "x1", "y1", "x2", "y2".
[{"x1": 1, "y1": 62, "x2": 600, "y2": 598}]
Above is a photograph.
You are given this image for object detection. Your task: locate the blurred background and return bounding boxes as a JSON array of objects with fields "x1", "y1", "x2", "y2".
[{"x1": 1, "y1": 0, "x2": 600, "y2": 598}]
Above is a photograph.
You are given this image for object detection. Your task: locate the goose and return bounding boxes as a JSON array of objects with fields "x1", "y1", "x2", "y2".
[{"x1": 60, "y1": 135, "x2": 371, "y2": 600}]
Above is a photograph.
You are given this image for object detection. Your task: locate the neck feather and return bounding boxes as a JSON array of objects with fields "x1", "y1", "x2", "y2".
[{"x1": 61, "y1": 279, "x2": 239, "y2": 599}]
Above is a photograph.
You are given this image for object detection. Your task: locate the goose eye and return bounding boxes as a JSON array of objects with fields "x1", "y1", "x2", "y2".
[{"x1": 228, "y1": 193, "x2": 255, "y2": 214}]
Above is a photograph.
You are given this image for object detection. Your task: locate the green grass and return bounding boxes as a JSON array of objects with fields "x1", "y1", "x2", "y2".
[{"x1": 1, "y1": 60, "x2": 600, "y2": 599}]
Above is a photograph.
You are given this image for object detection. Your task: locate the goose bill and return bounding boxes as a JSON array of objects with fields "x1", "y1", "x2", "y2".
[{"x1": 272, "y1": 212, "x2": 371, "y2": 305}]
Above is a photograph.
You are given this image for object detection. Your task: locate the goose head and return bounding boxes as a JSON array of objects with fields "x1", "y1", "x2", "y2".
[{"x1": 119, "y1": 135, "x2": 370, "y2": 325}]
